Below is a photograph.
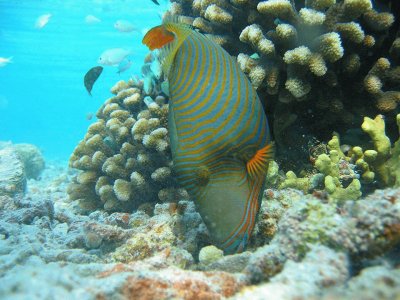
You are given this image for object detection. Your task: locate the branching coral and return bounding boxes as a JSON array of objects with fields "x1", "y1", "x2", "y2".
[
  {"x1": 276, "y1": 114, "x2": 400, "y2": 201},
  {"x1": 68, "y1": 77, "x2": 188, "y2": 212}
]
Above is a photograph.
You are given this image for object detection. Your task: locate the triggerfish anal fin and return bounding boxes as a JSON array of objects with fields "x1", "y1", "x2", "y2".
[
  {"x1": 143, "y1": 20, "x2": 273, "y2": 254},
  {"x1": 246, "y1": 143, "x2": 274, "y2": 179}
]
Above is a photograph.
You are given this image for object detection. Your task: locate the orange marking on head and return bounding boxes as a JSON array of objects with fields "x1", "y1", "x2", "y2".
[
  {"x1": 246, "y1": 144, "x2": 273, "y2": 179},
  {"x1": 142, "y1": 25, "x2": 175, "y2": 50}
]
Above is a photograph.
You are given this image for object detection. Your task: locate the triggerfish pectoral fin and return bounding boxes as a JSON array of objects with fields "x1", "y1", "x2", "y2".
[{"x1": 246, "y1": 143, "x2": 274, "y2": 179}]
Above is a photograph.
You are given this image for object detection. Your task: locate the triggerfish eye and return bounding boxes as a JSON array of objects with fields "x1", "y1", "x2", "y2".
[{"x1": 142, "y1": 20, "x2": 273, "y2": 254}]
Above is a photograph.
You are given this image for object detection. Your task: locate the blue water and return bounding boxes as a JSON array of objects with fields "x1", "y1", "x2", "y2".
[{"x1": 0, "y1": 0, "x2": 168, "y2": 160}]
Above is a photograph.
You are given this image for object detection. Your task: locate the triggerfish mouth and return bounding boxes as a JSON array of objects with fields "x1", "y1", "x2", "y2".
[{"x1": 142, "y1": 19, "x2": 273, "y2": 254}]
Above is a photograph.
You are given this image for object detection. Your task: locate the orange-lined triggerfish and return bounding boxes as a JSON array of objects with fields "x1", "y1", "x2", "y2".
[{"x1": 142, "y1": 20, "x2": 273, "y2": 254}]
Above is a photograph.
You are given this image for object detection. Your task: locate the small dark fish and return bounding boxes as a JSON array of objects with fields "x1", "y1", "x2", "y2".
[
  {"x1": 84, "y1": 66, "x2": 103, "y2": 95},
  {"x1": 151, "y1": 0, "x2": 159, "y2": 5}
]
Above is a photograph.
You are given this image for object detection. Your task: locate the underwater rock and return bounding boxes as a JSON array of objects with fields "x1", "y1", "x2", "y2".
[
  {"x1": 245, "y1": 187, "x2": 400, "y2": 282},
  {"x1": 324, "y1": 265, "x2": 400, "y2": 300},
  {"x1": 236, "y1": 245, "x2": 349, "y2": 299},
  {"x1": 12, "y1": 143, "x2": 45, "y2": 180},
  {"x1": 0, "y1": 147, "x2": 26, "y2": 197}
]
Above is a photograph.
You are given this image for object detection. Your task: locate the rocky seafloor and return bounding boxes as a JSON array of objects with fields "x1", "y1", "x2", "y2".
[{"x1": 0, "y1": 146, "x2": 399, "y2": 300}]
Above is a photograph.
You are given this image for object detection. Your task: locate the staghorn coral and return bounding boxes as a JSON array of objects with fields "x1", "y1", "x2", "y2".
[
  {"x1": 169, "y1": 0, "x2": 400, "y2": 168},
  {"x1": 68, "y1": 78, "x2": 188, "y2": 212}
]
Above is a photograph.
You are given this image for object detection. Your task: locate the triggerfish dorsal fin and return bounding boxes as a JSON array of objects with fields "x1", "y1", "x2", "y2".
[
  {"x1": 142, "y1": 21, "x2": 193, "y2": 76},
  {"x1": 246, "y1": 143, "x2": 274, "y2": 179}
]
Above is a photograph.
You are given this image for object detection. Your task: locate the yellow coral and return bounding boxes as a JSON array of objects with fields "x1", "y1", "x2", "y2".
[
  {"x1": 324, "y1": 176, "x2": 361, "y2": 201},
  {"x1": 364, "y1": 75, "x2": 383, "y2": 95},
  {"x1": 341, "y1": 53, "x2": 360, "y2": 75},
  {"x1": 361, "y1": 115, "x2": 391, "y2": 185},
  {"x1": 305, "y1": 0, "x2": 335, "y2": 10},
  {"x1": 362, "y1": 35, "x2": 375, "y2": 48},
  {"x1": 204, "y1": 4, "x2": 232, "y2": 24},
  {"x1": 240, "y1": 24, "x2": 275, "y2": 56},
  {"x1": 316, "y1": 32, "x2": 344, "y2": 63},
  {"x1": 299, "y1": 8, "x2": 326, "y2": 26},
  {"x1": 89, "y1": 151, "x2": 106, "y2": 170},
  {"x1": 335, "y1": 22, "x2": 365, "y2": 44},
  {"x1": 343, "y1": 0, "x2": 372, "y2": 19},
  {"x1": 151, "y1": 167, "x2": 172, "y2": 182},
  {"x1": 363, "y1": 10, "x2": 394, "y2": 32},
  {"x1": 113, "y1": 179, "x2": 132, "y2": 201},
  {"x1": 257, "y1": 0, "x2": 295, "y2": 19},
  {"x1": 275, "y1": 23, "x2": 297, "y2": 43},
  {"x1": 130, "y1": 171, "x2": 145, "y2": 187},
  {"x1": 279, "y1": 171, "x2": 309, "y2": 193},
  {"x1": 285, "y1": 77, "x2": 311, "y2": 98},
  {"x1": 111, "y1": 80, "x2": 130, "y2": 95},
  {"x1": 283, "y1": 46, "x2": 312, "y2": 65},
  {"x1": 309, "y1": 53, "x2": 327, "y2": 76},
  {"x1": 376, "y1": 91, "x2": 400, "y2": 112}
]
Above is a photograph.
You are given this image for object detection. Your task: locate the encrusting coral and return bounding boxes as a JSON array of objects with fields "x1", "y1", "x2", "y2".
[
  {"x1": 68, "y1": 75, "x2": 188, "y2": 212},
  {"x1": 167, "y1": 0, "x2": 400, "y2": 168}
]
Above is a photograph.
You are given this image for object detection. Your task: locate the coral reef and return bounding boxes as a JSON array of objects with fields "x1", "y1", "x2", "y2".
[
  {"x1": 68, "y1": 78, "x2": 188, "y2": 212},
  {"x1": 245, "y1": 187, "x2": 400, "y2": 284},
  {"x1": 168, "y1": 0, "x2": 400, "y2": 169}
]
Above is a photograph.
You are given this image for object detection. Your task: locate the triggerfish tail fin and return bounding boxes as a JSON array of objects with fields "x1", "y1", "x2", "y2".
[
  {"x1": 246, "y1": 143, "x2": 274, "y2": 179},
  {"x1": 142, "y1": 22, "x2": 192, "y2": 76}
]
